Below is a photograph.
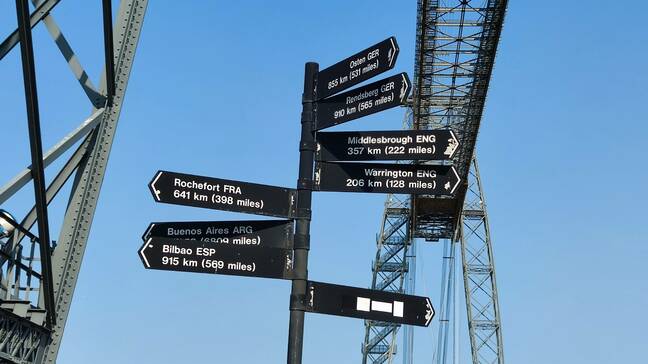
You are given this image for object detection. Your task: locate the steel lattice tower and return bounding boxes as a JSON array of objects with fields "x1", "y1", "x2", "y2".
[
  {"x1": 0, "y1": 1, "x2": 147, "y2": 362},
  {"x1": 361, "y1": 0, "x2": 508, "y2": 363}
]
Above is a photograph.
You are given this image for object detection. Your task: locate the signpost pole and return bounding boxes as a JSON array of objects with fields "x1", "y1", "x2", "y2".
[{"x1": 287, "y1": 62, "x2": 318, "y2": 364}]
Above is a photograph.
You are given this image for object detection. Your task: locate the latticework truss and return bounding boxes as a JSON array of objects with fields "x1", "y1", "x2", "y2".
[
  {"x1": 362, "y1": 0, "x2": 508, "y2": 363},
  {"x1": 0, "y1": 1, "x2": 147, "y2": 362}
]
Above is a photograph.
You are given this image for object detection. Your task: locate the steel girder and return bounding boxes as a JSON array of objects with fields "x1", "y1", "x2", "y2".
[
  {"x1": 460, "y1": 157, "x2": 504, "y2": 364},
  {"x1": 43, "y1": 1, "x2": 148, "y2": 361},
  {"x1": 362, "y1": 0, "x2": 508, "y2": 363},
  {"x1": 412, "y1": 0, "x2": 508, "y2": 239},
  {"x1": 0, "y1": 0, "x2": 148, "y2": 362},
  {"x1": 360, "y1": 104, "x2": 416, "y2": 364},
  {"x1": 361, "y1": 193, "x2": 413, "y2": 364}
]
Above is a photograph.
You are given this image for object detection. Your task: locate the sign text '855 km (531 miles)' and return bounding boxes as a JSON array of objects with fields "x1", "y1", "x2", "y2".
[{"x1": 316, "y1": 36, "x2": 399, "y2": 99}]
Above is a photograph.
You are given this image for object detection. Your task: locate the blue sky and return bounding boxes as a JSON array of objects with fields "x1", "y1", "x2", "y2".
[{"x1": 1, "y1": 1, "x2": 647, "y2": 363}]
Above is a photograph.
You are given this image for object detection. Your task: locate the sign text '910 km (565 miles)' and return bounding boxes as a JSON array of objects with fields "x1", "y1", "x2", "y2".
[{"x1": 315, "y1": 73, "x2": 411, "y2": 131}]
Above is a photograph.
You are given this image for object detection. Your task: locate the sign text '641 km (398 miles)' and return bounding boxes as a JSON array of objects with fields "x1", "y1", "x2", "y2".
[{"x1": 149, "y1": 170, "x2": 296, "y2": 218}]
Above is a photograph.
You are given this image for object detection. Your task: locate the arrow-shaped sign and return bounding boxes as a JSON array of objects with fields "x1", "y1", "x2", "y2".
[
  {"x1": 142, "y1": 219, "x2": 294, "y2": 249},
  {"x1": 315, "y1": 73, "x2": 411, "y2": 131},
  {"x1": 305, "y1": 281, "x2": 434, "y2": 327},
  {"x1": 316, "y1": 37, "x2": 400, "y2": 99},
  {"x1": 139, "y1": 237, "x2": 293, "y2": 279},
  {"x1": 316, "y1": 129, "x2": 460, "y2": 161},
  {"x1": 314, "y1": 162, "x2": 461, "y2": 196},
  {"x1": 149, "y1": 170, "x2": 297, "y2": 218}
]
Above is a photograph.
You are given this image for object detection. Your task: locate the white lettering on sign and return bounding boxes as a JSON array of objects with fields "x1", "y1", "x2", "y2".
[
  {"x1": 167, "y1": 227, "x2": 202, "y2": 236},
  {"x1": 349, "y1": 56, "x2": 366, "y2": 68},
  {"x1": 347, "y1": 135, "x2": 414, "y2": 146},
  {"x1": 162, "y1": 244, "x2": 193, "y2": 255},
  {"x1": 173, "y1": 178, "x2": 220, "y2": 192},
  {"x1": 223, "y1": 185, "x2": 242, "y2": 194},
  {"x1": 416, "y1": 135, "x2": 436, "y2": 143},
  {"x1": 206, "y1": 226, "x2": 229, "y2": 235},
  {"x1": 363, "y1": 168, "x2": 414, "y2": 179},
  {"x1": 345, "y1": 89, "x2": 379, "y2": 105}
]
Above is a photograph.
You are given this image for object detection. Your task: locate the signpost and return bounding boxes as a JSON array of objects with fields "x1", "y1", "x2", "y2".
[
  {"x1": 138, "y1": 237, "x2": 293, "y2": 279},
  {"x1": 316, "y1": 37, "x2": 399, "y2": 99},
  {"x1": 305, "y1": 281, "x2": 434, "y2": 327},
  {"x1": 315, "y1": 73, "x2": 411, "y2": 130},
  {"x1": 316, "y1": 129, "x2": 460, "y2": 161},
  {"x1": 149, "y1": 170, "x2": 296, "y2": 218},
  {"x1": 140, "y1": 37, "x2": 439, "y2": 364},
  {"x1": 315, "y1": 161, "x2": 461, "y2": 195},
  {"x1": 142, "y1": 219, "x2": 294, "y2": 249}
]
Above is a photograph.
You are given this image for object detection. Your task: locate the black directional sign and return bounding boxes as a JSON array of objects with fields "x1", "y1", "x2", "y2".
[
  {"x1": 315, "y1": 73, "x2": 411, "y2": 131},
  {"x1": 139, "y1": 237, "x2": 293, "y2": 279},
  {"x1": 316, "y1": 130, "x2": 460, "y2": 161},
  {"x1": 315, "y1": 162, "x2": 461, "y2": 195},
  {"x1": 305, "y1": 281, "x2": 434, "y2": 327},
  {"x1": 142, "y1": 219, "x2": 294, "y2": 249},
  {"x1": 316, "y1": 37, "x2": 399, "y2": 99},
  {"x1": 149, "y1": 170, "x2": 296, "y2": 218}
]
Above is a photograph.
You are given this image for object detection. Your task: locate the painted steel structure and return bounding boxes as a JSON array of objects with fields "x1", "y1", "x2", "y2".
[
  {"x1": 0, "y1": 1, "x2": 506, "y2": 363},
  {"x1": 0, "y1": 0, "x2": 147, "y2": 362},
  {"x1": 362, "y1": 0, "x2": 508, "y2": 363}
]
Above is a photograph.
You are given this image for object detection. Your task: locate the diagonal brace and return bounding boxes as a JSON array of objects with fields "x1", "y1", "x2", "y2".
[
  {"x1": 38, "y1": 12, "x2": 105, "y2": 107},
  {"x1": 0, "y1": 108, "x2": 104, "y2": 205},
  {"x1": 15, "y1": 0, "x2": 56, "y2": 327},
  {"x1": 0, "y1": 0, "x2": 61, "y2": 60}
]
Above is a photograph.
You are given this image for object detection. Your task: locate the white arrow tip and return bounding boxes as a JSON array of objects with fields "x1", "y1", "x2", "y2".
[
  {"x1": 388, "y1": 37, "x2": 398, "y2": 67},
  {"x1": 150, "y1": 171, "x2": 163, "y2": 201},
  {"x1": 425, "y1": 298, "x2": 435, "y2": 326},
  {"x1": 450, "y1": 166, "x2": 461, "y2": 194},
  {"x1": 399, "y1": 74, "x2": 409, "y2": 101},
  {"x1": 139, "y1": 238, "x2": 153, "y2": 268}
]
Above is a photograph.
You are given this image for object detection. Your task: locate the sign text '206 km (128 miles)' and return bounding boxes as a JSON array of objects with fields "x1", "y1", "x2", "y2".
[
  {"x1": 149, "y1": 170, "x2": 296, "y2": 218},
  {"x1": 315, "y1": 162, "x2": 461, "y2": 195}
]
